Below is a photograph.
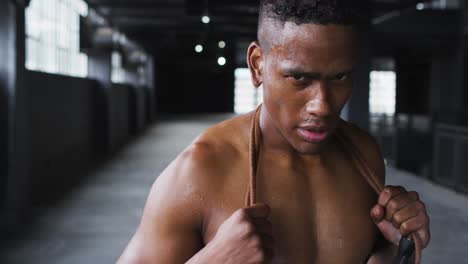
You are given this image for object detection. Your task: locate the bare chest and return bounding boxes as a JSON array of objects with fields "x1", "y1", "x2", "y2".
[{"x1": 203, "y1": 155, "x2": 379, "y2": 263}]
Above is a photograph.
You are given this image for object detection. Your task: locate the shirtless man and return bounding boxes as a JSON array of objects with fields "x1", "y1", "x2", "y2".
[{"x1": 117, "y1": 1, "x2": 430, "y2": 263}]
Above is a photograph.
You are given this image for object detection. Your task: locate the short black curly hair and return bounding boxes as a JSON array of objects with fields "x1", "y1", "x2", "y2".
[{"x1": 259, "y1": 0, "x2": 370, "y2": 26}]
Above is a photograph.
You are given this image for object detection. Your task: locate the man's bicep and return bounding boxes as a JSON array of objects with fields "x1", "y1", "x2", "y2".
[
  {"x1": 118, "y1": 167, "x2": 205, "y2": 263},
  {"x1": 118, "y1": 223, "x2": 202, "y2": 264}
]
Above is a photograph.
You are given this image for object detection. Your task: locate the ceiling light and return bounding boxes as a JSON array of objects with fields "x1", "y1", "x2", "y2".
[
  {"x1": 195, "y1": 44, "x2": 203, "y2": 53},
  {"x1": 218, "y1": 41, "x2": 226, "y2": 49},
  {"x1": 218, "y1": 57, "x2": 226, "y2": 66},
  {"x1": 416, "y1": 3, "x2": 425, "y2": 10},
  {"x1": 201, "y1": 16, "x2": 210, "y2": 24}
]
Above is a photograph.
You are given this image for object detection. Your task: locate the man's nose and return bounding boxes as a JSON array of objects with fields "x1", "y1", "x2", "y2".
[{"x1": 305, "y1": 82, "x2": 331, "y2": 118}]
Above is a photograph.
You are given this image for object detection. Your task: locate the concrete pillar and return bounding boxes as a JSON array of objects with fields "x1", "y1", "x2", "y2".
[
  {"x1": 460, "y1": 0, "x2": 468, "y2": 123},
  {"x1": 0, "y1": 1, "x2": 30, "y2": 231},
  {"x1": 346, "y1": 24, "x2": 372, "y2": 131}
]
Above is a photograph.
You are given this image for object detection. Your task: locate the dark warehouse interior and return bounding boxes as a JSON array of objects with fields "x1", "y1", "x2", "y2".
[{"x1": 1, "y1": 0, "x2": 468, "y2": 263}]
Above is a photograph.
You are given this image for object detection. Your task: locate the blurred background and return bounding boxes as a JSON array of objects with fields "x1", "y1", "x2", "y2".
[{"x1": 0, "y1": 0, "x2": 467, "y2": 263}]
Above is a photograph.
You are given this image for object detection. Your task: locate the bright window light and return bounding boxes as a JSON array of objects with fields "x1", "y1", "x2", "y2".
[
  {"x1": 234, "y1": 68, "x2": 263, "y2": 114},
  {"x1": 111, "y1": 51, "x2": 125, "y2": 84},
  {"x1": 25, "y1": 0, "x2": 88, "y2": 78},
  {"x1": 369, "y1": 71, "x2": 396, "y2": 116}
]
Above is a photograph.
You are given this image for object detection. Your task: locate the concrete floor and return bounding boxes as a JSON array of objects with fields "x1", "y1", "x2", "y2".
[{"x1": 1, "y1": 114, "x2": 467, "y2": 264}]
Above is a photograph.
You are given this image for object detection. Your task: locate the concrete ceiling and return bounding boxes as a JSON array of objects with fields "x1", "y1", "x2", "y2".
[
  {"x1": 82, "y1": 0, "x2": 460, "y2": 69},
  {"x1": 84, "y1": 0, "x2": 434, "y2": 47}
]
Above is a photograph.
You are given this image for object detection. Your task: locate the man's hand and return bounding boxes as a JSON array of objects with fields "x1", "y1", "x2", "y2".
[
  {"x1": 370, "y1": 186, "x2": 430, "y2": 248},
  {"x1": 187, "y1": 203, "x2": 275, "y2": 264}
]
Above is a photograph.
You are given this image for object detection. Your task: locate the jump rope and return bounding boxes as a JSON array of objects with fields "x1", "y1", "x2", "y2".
[{"x1": 245, "y1": 105, "x2": 422, "y2": 264}]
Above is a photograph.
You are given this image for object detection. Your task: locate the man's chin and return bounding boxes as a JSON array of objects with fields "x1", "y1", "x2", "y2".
[{"x1": 293, "y1": 139, "x2": 329, "y2": 155}]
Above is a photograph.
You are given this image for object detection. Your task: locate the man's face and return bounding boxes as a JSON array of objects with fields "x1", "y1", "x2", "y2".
[{"x1": 249, "y1": 23, "x2": 357, "y2": 154}]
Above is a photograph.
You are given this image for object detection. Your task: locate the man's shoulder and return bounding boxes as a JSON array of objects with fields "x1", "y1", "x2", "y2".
[
  {"x1": 163, "y1": 112, "x2": 252, "y2": 188},
  {"x1": 188, "y1": 112, "x2": 252, "y2": 162},
  {"x1": 338, "y1": 119, "x2": 386, "y2": 182}
]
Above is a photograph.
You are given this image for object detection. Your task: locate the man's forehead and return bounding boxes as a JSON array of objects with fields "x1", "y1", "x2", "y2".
[{"x1": 259, "y1": 21, "x2": 358, "y2": 73}]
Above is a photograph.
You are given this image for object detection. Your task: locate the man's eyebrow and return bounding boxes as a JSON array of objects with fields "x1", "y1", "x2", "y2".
[
  {"x1": 281, "y1": 67, "x2": 356, "y2": 78},
  {"x1": 329, "y1": 68, "x2": 356, "y2": 77},
  {"x1": 281, "y1": 67, "x2": 322, "y2": 78}
]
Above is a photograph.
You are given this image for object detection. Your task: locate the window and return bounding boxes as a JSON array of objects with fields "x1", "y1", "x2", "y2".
[
  {"x1": 111, "y1": 51, "x2": 126, "y2": 84},
  {"x1": 112, "y1": 51, "x2": 147, "y2": 86},
  {"x1": 26, "y1": 0, "x2": 88, "y2": 78},
  {"x1": 369, "y1": 71, "x2": 396, "y2": 117},
  {"x1": 234, "y1": 68, "x2": 263, "y2": 114},
  {"x1": 369, "y1": 71, "x2": 397, "y2": 133},
  {"x1": 417, "y1": 0, "x2": 460, "y2": 10}
]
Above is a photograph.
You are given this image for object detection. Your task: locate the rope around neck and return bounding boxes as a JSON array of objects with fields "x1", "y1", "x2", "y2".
[{"x1": 245, "y1": 105, "x2": 422, "y2": 264}]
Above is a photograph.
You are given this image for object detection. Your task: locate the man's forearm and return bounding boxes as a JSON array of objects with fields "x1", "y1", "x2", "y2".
[
  {"x1": 185, "y1": 241, "x2": 221, "y2": 264},
  {"x1": 185, "y1": 246, "x2": 212, "y2": 264}
]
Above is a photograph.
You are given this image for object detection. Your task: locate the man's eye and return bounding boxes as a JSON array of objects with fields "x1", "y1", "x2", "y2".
[
  {"x1": 289, "y1": 75, "x2": 306, "y2": 82},
  {"x1": 334, "y1": 73, "x2": 349, "y2": 81}
]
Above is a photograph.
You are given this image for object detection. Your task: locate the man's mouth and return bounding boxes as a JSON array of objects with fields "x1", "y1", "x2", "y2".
[{"x1": 297, "y1": 126, "x2": 329, "y2": 143}]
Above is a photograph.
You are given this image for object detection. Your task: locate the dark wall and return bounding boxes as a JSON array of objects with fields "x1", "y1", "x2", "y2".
[
  {"x1": 129, "y1": 85, "x2": 147, "y2": 134},
  {"x1": 93, "y1": 83, "x2": 146, "y2": 153},
  {"x1": 109, "y1": 84, "x2": 131, "y2": 149},
  {"x1": 0, "y1": 3, "x2": 154, "y2": 231},
  {"x1": 25, "y1": 71, "x2": 97, "y2": 203},
  {"x1": 24, "y1": 72, "x2": 149, "y2": 204}
]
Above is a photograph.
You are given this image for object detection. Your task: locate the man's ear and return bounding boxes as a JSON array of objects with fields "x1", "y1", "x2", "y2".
[{"x1": 247, "y1": 41, "x2": 264, "y2": 88}]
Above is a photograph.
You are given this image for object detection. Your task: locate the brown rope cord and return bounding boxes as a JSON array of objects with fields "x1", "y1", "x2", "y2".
[
  {"x1": 245, "y1": 104, "x2": 262, "y2": 206},
  {"x1": 245, "y1": 104, "x2": 422, "y2": 264}
]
